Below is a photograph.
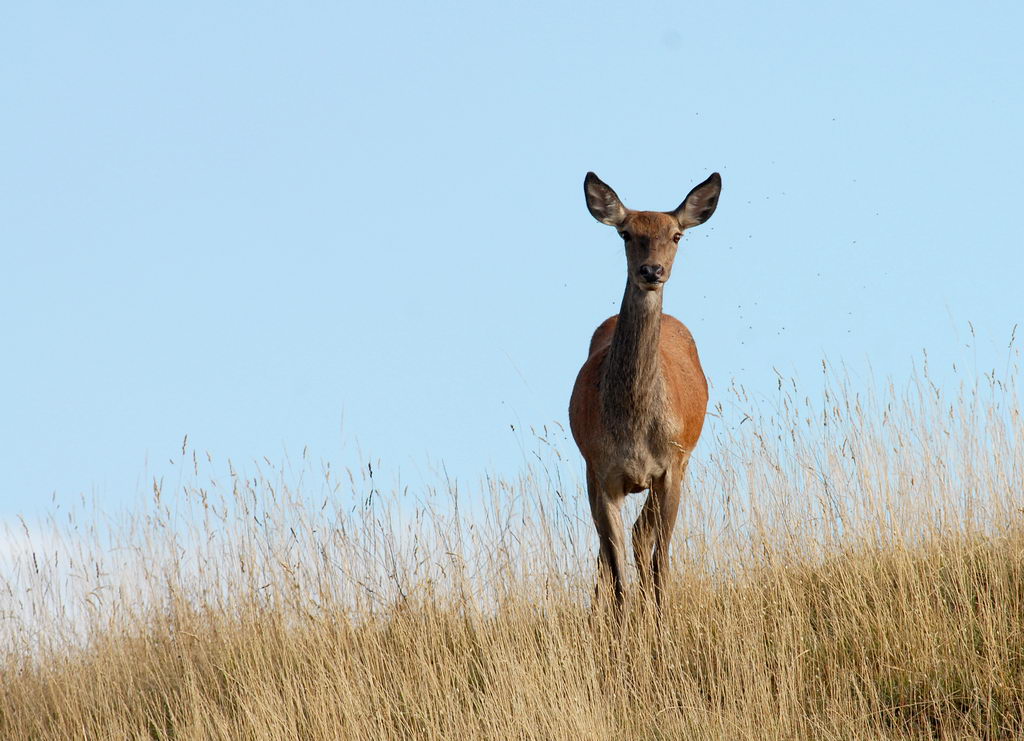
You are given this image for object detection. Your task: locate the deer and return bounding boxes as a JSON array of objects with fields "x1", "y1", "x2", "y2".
[{"x1": 568, "y1": 171, "x2": 721, "y2": 609}]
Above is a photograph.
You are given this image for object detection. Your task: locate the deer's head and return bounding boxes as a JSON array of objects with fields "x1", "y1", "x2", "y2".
[{"x1": 584, "y1": 172, "x2": 721, "y2": 292}]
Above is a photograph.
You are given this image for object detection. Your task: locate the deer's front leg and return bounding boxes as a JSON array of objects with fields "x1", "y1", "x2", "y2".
[
  {"x1": 651, "y1": 461, "x2": 686, "y2": 608},
  {"x1": 587, "y1": 467, "x2": 627, "y2": 608}
]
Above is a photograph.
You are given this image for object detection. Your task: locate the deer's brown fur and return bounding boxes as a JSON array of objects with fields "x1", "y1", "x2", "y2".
[{"x1": 569, "y1": 172, "x2": 721, "y2": 608}]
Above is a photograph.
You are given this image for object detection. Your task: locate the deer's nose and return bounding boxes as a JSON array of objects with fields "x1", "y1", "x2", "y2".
[{"x1": 638, "y1": 264, "x2": 664, "y2": 283}]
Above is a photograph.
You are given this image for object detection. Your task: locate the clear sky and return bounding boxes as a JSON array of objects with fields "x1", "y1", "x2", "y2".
[{"x1": 2, "y1": 2, "x2": 1022, "y2": 517}]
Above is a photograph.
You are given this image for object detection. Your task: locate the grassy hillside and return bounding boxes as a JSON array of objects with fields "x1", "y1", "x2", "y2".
[{"x1": 2, "y1": 363, "x2": 1023, "y2": 739}]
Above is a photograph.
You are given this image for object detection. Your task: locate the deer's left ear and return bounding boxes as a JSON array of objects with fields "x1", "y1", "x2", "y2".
[{"x1": 672, "y1": 173, "x2": 721, "y2": 229}]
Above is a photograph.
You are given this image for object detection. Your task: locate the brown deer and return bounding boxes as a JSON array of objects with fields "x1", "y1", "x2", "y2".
[{"x1": 569, "y1": 171, "x2": 721, "y2": 608}]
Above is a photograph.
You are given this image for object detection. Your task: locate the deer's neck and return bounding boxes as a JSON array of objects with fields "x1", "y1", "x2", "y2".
[{"x1": 601, "y1": 283, "x2": 664, "y2": 434}]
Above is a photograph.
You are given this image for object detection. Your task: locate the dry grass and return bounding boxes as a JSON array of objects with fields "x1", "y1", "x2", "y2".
[{"x1": 2, "y1": 358, "x2": 1024, "y2": 739}]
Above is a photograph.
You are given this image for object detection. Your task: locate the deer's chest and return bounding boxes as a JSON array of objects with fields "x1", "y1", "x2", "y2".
[{"x1": 600, "y1": 411, "x2": 678, "y2": 493}]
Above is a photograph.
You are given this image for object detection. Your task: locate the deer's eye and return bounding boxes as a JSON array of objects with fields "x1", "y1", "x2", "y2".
[
  {"x1": 620, "y1": 231, "x2": 631, "y2": 241},
  {"x1": 672, "y1": 233, "x2": 682, "y2": 244}
]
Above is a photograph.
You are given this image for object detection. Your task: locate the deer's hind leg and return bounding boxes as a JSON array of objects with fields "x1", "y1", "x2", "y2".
[{"x1": 632, "y1": 489, "x2": 659, "y2": 599}]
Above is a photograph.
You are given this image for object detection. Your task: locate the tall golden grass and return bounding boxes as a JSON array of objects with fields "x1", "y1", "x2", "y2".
[{"x1": 2, "y1": 357, "x2": 1023, "y2": 739}]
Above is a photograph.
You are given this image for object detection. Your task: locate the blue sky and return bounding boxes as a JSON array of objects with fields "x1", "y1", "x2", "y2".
[{"x1": 1, "y1": 2, "x2": 1022, "y2": 516}]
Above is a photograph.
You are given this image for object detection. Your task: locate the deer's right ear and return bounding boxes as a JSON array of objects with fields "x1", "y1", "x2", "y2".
[{"x1": 584, "y1": 172, "x2": 628, "y2": 226}]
